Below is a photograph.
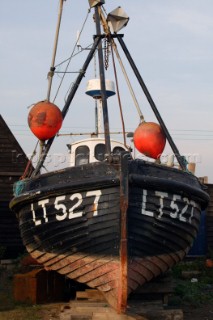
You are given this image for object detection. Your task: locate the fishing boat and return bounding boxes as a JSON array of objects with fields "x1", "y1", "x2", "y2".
[{"x1": 10, "y1": 0, "x2": 209, "y2": 313}]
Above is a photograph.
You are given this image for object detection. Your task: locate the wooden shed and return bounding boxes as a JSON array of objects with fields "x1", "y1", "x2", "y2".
[
  {"x1": 0, "y1": 115, "x2": 32, "y2": 258},
  {"x1": 206, "y1": 183, "x2": 213, "y2": 253}
]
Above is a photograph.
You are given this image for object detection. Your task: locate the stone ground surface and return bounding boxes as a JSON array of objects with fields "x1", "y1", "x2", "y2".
[
  {"x1": 1, "y1": 301, "x2": 213, "y2": 320},
  {"x1": 1, "y1": 261, "x2": 213, "y2": 320}
]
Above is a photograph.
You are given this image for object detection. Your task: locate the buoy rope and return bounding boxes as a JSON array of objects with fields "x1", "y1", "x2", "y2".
[
  {"x1": 110, "y1": 39, "x2": 127, "y2": 148},
  {"x1": 46, "y1": 0, "x2": 65, "y2": 101},
  {"x1": 53, "y1": 8, "x2": 91, "y2": 104},
  {"x1": 100, "y1": 8, "x2": 145, "y2": 123},
  {"x1": 20, "y1": 141, "x2": 39, "y2": 179},
  {"x1": 93, "y1": 50, "x2": 99, "y2": 135}
]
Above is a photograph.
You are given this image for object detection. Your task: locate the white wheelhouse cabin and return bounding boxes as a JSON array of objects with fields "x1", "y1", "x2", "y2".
[{"x1": 67, "y1": 138, "x2": 130, "y2": 167}]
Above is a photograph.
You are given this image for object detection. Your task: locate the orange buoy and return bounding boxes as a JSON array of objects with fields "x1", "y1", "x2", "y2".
[
  {"x1": 28, "y1": 101, "x2": 63, "y2": 140},
  {"x1": 205, "y1": 259, "x2": 213, "y2": 268},
  {"x1": 133, "y1": 121, "x2": 166, "y2": 159}
]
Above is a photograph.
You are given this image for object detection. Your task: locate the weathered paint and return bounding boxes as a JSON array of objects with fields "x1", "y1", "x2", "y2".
[{"x1": 10, "y1": 157, "x2": 209, "y2": 313}]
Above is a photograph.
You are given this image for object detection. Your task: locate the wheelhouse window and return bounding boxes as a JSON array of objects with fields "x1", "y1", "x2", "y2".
[
  {"x1": 113, "y1": 146, "x2": 125, "y2": 155},
  {"x1": 95, "y1": 143, "x2": 106, "y2": 161},
  {"x1": 75, "y1": 145, "x2": 90, "y2": 166}
]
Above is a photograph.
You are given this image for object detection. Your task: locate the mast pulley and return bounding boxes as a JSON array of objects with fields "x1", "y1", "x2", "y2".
[{"x1": 88, "y1": 0, "x2": 105, "y2": 8}]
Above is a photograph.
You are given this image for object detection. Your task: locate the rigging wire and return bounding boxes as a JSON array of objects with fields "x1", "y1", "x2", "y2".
[
  {"x1": 11, "y1": 134, "x2": 213, "y2": 141},
  {"x1": 10, "y1": 125, "x2": 213, "y2": 134},
  {"x1": 9, "y1": 124, "x2": 213, "y2": 134},
  {"x1": 55, "y1": 43, "x2": 93, "y2": 69},
  {"x1": 9, "y1": 125, "x2": 213, "y2": 140},
  {"x1": 46, "y1": 0, "x2": 65, "y2": 101},
  {"x1": 53, "y1": 8, "x2": 91, "y2": 103}
]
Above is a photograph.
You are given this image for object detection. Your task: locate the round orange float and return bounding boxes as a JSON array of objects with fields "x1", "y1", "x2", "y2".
[
  {"x1": 133, "y1": 121, "x2": 166, "y2": 159},
  {"x1": 205, "y1": 259, "x2": 213, "y2": 268},
  {"x1": 28, "y1": 101, "x2": 63, "y2": 140}
]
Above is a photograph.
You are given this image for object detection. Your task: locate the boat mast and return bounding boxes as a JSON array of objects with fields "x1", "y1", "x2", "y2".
[
  {"x1": 46, "y1": 0, "x2": 65, "y2": 102},
  {"x1": 94, "y1": 4, "x2": 111, "y2": 157}
]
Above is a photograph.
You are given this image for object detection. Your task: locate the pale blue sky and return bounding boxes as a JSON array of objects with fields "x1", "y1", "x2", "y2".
[{"x1": 1, "y1": 0, "x2": 213, "y2": 181}]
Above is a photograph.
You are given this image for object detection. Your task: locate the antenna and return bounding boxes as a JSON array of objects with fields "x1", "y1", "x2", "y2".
[{"x1": 77, "y1": 30, "x2": 81, "y2": 50}]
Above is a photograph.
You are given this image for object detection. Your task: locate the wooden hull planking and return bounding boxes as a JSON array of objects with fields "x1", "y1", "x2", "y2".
[{"x1": 10, "y1": 158, "x2": 209, "y2": 312}]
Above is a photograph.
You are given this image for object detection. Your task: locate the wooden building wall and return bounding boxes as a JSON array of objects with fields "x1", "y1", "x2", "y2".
[
  {"x1": 0, "y1": 115, "x2": 32, "y2": 258},
  {"x1": 206, "y1": 183, "x2": 213, "y2": 253}
]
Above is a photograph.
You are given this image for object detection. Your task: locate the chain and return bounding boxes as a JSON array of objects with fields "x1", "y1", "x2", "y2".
[{"x1": 104, "y1": 36, "x2": 110, "y2": 70}]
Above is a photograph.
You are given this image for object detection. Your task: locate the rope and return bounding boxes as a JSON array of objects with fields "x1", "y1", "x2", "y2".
[
  {"x1": 53, "y1": 8, "x2": 91, "y2": 103},
  {"x1": 93, "y1": 50, "x2": 99, "y2": 135},
  {"x1": 100, "y1": 8, "x2": 145, "y2": 123},
  {"x1": 21, "y1": 140, "x2": 39, "y2": 179},
  {"x1": 110, "y1": 39, "x2": 127, "y2": 148}
]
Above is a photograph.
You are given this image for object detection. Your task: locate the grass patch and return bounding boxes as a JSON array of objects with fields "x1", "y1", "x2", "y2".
[
  {"x1": 0, "y1": 305, "x2": 42, "y2": 320},
  {"x1": 0, "y1": 267, "x2": 15, "y2": 311},
  {"x1": 171, "y1": 258, "x2": 213, "y2": 307},
  {"x1": 174, "y1": 280, "x2": 213, "y2": 307}
]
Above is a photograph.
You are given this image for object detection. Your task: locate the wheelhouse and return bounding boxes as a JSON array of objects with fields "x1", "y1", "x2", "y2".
[{"x1": 67, "y1": 138, "x2": 130, "y2": 167}]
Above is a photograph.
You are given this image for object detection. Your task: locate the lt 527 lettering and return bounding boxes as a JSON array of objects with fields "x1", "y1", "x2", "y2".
[
  {"x1": 142, "y1": 189, "x2": 199, "y2": 223},
  {"x1": 31, "y1": 190, "x2": 101, "y2": 226},
  {"x1": 30, "y1": 188, "x2": 199, "y2": 227}
]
